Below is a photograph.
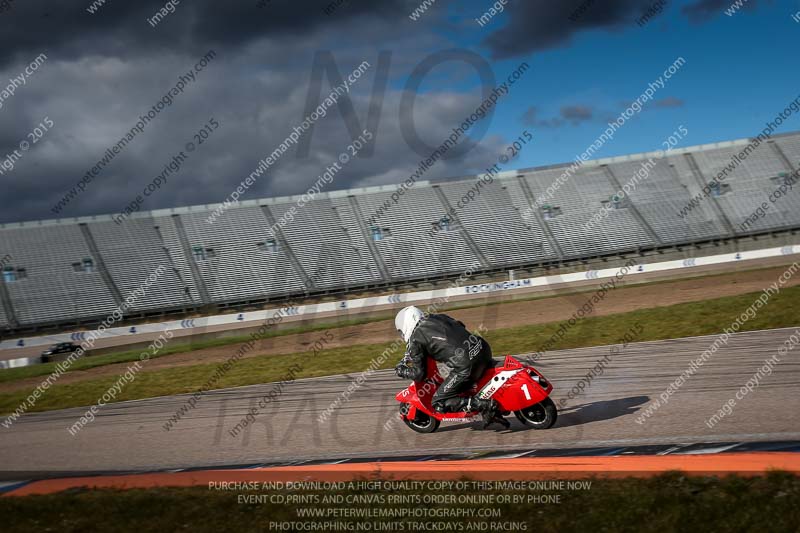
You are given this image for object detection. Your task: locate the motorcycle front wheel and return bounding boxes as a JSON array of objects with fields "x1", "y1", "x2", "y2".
[
  {"x1": 400, "y1": 402, "x2": 440, "y2": 434},
  {"x1": 514, "y1": 397, "x2": 557, "y2": 429}
]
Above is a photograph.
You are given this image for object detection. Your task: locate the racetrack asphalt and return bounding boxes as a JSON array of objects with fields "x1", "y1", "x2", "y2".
[{"x1": 1, "y1": 327, "x2": 798, "y2": 480}]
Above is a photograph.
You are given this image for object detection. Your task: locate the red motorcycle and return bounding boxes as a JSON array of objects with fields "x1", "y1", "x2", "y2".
[{"x1": 394, "y1": 355, "x2": 558, "y2": 433}]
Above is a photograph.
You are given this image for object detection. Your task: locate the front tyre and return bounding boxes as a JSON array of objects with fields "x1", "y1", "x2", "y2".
[
  {"x1": 514, "y1": 397, "x2": 557, "y2": 429},
  {"x1": 400, "y1": 402, "x2": 440, "y2": 434}
]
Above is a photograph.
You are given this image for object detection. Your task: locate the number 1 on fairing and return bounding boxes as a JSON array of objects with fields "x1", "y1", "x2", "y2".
[{"x1": 521, "y1": 383, "x2": 531, "y2": 400}]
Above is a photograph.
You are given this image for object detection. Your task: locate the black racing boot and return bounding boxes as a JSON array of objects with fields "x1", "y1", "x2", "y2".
[
  {"x1": 487, "y1": 414, "x2": 511, "y2": 430},
  {"x1": 469, "y1": 398, "x2": 510, "y2": 430}
]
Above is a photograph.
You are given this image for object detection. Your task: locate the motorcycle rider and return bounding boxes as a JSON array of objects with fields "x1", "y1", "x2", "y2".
[{"x1": 393, "y1": 306, "x2": 509, "y2": 429}]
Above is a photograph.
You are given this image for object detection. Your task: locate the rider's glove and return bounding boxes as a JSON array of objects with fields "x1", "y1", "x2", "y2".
[{"x1": 395, "y1": 363, "x2": 413, "y2": 379}]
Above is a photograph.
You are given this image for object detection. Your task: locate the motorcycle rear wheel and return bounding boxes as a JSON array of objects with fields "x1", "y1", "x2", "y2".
[
  {"x1": 400, "y1": 402, "x2": 441, "y2": 434},
  {"x1": 514, "y1": 397, "x2": 557, "y2": 429}
]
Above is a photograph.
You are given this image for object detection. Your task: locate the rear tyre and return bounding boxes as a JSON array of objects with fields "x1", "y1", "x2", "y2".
[
  {"x1": 514, "y1": 397, "x2": 557, "y2": 429},
  {"x1": 400, "y1": 403, "x2": 440, "y2": 434}
]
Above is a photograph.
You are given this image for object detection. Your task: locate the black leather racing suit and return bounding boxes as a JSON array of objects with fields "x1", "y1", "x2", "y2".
[{"x1": 395, "y1": 314, "x2": 493, "y2": 413}]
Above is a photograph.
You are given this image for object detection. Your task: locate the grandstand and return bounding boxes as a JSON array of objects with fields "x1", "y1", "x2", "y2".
[{"x1": 1, "y1": 132, "x2": 799, "y2": 333}]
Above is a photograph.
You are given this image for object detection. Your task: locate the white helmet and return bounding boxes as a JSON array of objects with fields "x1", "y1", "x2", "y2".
[{"x1": 394, "y1": 306, "x2": 425, "y2": 342}]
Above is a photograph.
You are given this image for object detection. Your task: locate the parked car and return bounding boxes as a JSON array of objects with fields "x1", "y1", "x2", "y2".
[{"x1": 41, "y1": 342, "x2": 80, "y2": 363}]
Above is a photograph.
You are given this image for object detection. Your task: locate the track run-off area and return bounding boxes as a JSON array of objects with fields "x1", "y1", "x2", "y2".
[{"x1": 1, "y1": 327, "x2": 798, "y2": 479}]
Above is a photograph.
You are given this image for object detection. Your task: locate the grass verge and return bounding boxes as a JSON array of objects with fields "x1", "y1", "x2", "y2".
[
  {"x1": 0, "y1": 284, "x2": 798, "y2": 415},
  {"x1": 1, "y1": 472, "x2": 799, "y2": 532},
  {"x1": 0, "y1": 315, "x2": 382, "y2": 384},
  {"x1": 1, "y1": 262, "x2": 790, "y2": 384}
]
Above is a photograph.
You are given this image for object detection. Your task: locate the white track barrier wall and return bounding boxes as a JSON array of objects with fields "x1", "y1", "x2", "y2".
[{"x1": 3, "y1": 245, "x2": 798, "y2": 351}]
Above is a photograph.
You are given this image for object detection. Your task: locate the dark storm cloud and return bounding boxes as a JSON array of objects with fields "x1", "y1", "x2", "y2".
[
  {"x1": 561, "y1": 105, "x2": 593, "y2": 123},
  {"x1": 522, "y1": 95, "x2": 682, "y2": 130},
  {"x1": 652, "y1": 96, "x2": 684, "y2": 108},
  {"x1": 521, "y1": 104, "x2": 595, "y2": 128},
  {"x1": 0, "y1": 0, "x2": 410, "y2": 67},
  {"x1": 619, "y1": 95, "x2": 684, "y2": 111},
  {"x1": 0, "y1": 2, "x2": 510, "y2": 224},
  {"x1": 681, "y1": 0, "x2": 762, "y2": 23},
  {"x1": 482, "y1": 0, "x2": 766, "y2": 59},
  {"x1": 482, "y1": 0, "x2": 661, "y2": 59},
  {"x1": 521, "y1": 106, "x2": 539, "y2": 126}
]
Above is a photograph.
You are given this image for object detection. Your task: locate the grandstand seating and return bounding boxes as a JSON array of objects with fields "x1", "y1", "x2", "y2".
[
  {"x1": 270, "y1": 197, "x2": 383, "y2": 289},
  {"x1": 90, "y1": 218, "x2": 196, "y2": 312},
  {"x1": 0, "y1": 224, "x2": 118, "y2": 326},
  {"x1": 440, "y1": 178, "x2": 556, "y2": 265},
  {"x1": 1, "y1": 132, "x2": 799, "y2": 330},
  {"x1": 153, "y1": 215, "x2": 205, "y2": 304},
  {"x1": 523, "y1": 165, "x2": 656, "y2": 258},
  {"x1": 615, "y1": 157, "x2": 726, "y2": 243},
  {"x1": 177, "y1": 207, "x2": 307, "y2": 302},
  {"x1": 342, "y1": 187, "x2": 481, "y2": 278},
  {"x1": 0, "y1": 292, "x2": 9, "y2": 328}
]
